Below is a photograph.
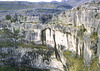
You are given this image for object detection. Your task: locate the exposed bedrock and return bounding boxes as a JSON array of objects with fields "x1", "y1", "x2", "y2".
[
  {"x1": 0, "y1": 0, "x2": 100, "y2": 70},
  {"x1": 0, "y1": 47, "x2": 68, "y2": 71}
]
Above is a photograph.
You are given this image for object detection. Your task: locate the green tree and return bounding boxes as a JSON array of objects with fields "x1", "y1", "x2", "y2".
[{"x1": 6, "y1": 15, "x2": 11, "y2": 20}]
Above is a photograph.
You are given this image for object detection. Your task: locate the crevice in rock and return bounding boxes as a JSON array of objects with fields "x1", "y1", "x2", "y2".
[{"x1": 41, "y1": 29, "x2": 46, "y2": 45}]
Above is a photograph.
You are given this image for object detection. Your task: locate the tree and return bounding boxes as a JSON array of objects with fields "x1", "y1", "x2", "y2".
[{"x1": 6, "y1": 15, "x2": 11, "y2": 20}]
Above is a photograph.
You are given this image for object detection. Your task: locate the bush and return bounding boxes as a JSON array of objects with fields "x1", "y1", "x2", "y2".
[
  {"x1": 6, "y1": 15, "x2": 11, "y2": 20},
  {"x1": 90, "y1": 32, "x2": 98, "y2": 43},
  {"x1": 90, "y1": 58, "x2": 100, "y2": 71}
]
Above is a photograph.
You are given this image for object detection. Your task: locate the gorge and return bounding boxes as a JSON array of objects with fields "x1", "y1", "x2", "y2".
[{"x1": 0, "y1": 0, "x2": 100, "y2": 71}]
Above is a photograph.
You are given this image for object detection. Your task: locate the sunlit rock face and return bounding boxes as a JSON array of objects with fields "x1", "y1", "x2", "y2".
[
  {"x1": 45, "y1": 28, "x2": 55, "y2": 47},
  {"x1": 55, "y1": 31, "x2": 68, "y2": 50},
  {"x1": 55, "y1": 0, "x2": 100, "y2": 66}
]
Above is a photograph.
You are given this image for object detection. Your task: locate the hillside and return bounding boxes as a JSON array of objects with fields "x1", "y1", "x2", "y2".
[{"x1": 0, "y1": 1, "x2": 72, "y2": 11}]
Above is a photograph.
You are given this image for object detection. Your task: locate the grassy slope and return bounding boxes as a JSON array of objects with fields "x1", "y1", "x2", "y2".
[{"x1": 64, "y1": 51, "x2": 100, "y2": 71}]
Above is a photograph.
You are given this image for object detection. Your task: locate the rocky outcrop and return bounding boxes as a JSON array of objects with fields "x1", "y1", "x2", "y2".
[
  {"x1": 0, "y1": 0, "x2": 100, "y2": 70},
  {"x1": 0, "y1": 47, "x2": 68, "y2": 71},
  {"x1": 55, "y1": 0, "x2": 100, "y2": 67}
]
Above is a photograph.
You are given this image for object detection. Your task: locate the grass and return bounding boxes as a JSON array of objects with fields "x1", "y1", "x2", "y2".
[
  {"x1": 64, "y1": 51, "x2": 88, "y2": 71},
  {"x1": 0, "y1": 66, "x2": 50, "y2": 71},
  {"x1": 64, "y1": 51, "x2": 100, "y2": 71},
  {"x1": 47, "y1": 23, "x2": 53, "y2": 25},
  {"x1": 89, "y1": 58, "x2": 100, "y2": 71},
  {"x1": 53, "y1": 20, "x2": 62, "y2": 23},
  {"x1": 32, "y1": 22, "x2": 37, "y2": 24},
  {"x1": 53, "y1": 20, "x2": 67, "y2": 26},
  {"x1": 74, "y1": 25, "x2": 79, "y2": 28},
  {"x1": 0, "y1": 66, "x2": 17, "y2": 71},
  {"x1": 19, "y1": 43, "x2": 48, "y2": 49}
]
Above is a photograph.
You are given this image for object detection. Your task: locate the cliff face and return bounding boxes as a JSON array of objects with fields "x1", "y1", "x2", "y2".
[
  {"x1": 0, "y1": 15, "x2": 69, "y2": 71},
  {"x1": 56, "y1": 1, "x2": 100, "y2": 66},
  {"x1": 0, "y1": 0, "x2": 100, "y2": 71},
  {"x1": 0, "y1": 47, "x2": 67, "y2": 71}
]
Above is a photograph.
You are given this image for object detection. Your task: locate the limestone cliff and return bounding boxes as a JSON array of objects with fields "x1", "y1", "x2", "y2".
[
  {"x1": 55, "y1": 1, "x2": 100, "y2": 67},
  {"x1": 0, "y1": 0, "x2": 100, "y2": 71},
  {"x1": 0, "y1": 47, "x2": 68, "y2": 71}
]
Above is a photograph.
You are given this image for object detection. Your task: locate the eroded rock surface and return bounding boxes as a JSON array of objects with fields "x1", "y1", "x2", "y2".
[{"x1": 0, "y1": 0, "x2": 100, "y2": 70}]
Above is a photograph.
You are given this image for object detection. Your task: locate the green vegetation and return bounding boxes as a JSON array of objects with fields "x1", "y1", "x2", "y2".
[
  {"x1": 77, "y1": 7, "x2": 80, "y2": 10},
  {"x1": 40, "y1": 14, "x2": 52, "y2": 24},
  {"x1": 12, "y1": 28, "x2": 20, "y2": 47},
  {"x1": 79, "y1": 25, "x2": 87, "y2": 33},
  {"x1": 47, "y1": 23, "x2": 53, "y2": 25},
  {"x1": 90, "y1": 32, "x2": 98, "y2": 43},
  {"x1": 20, "y1": 43, "x2": 48, "y2": 49},
  {"x1": 77, "y1": 25, "x2": 87, "y2": 39},
  {"x1": 53, "y1": 20, "x2": 67, "y2": 26},
  {"x1": 74, "y1": 25, "x2": 79, "y2": 28},
  {"x1": 0, "y1": 66, "x2": 50, "y2": 71},
  {"x1": 0, "y1": 28, "x2": 20, "y2": 48},
  {"x1": 89, "y1": 58, "x2": 100, "y2": 71},
  {"x1": 5, "y1": 14, "x2": 19, "y2": 23},
  {"x1": 0, "y1": 28, "x2": 14, "y2": 47},
  {"x1": 6, "y1": 15, "x2": 11, "y2": 20},
  {"x1": 64, "y1": 51, "x2": 100, "y2": 71},
  {"x1": 53, "y1": 20, "x2": 62, "y2": 23},
  {"x1": 0, "y1": 27, "x2": 48, "y2": 49},
  {"x1": 64, "y1": 51, "x2": 88, "y2": 71},
  {"x1": 82, "y1": 27, "x2": 87, "y2": 32},
  {"x1": 0, "y1": 66, "x2": 17, "y2": 71}
]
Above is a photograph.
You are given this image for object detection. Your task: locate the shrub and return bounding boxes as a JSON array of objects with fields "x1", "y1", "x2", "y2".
[
  {"x1": 78, "y1": 25, "x2": 87, "y2": 39},
  {"x1": 77, "y1": 7, "x2": 80, "y2": 10},
  {"x1": 11, "y1": 14, "x2": 18, "y2": 22},
  {"x1": 90, "y1": 58, "x2": 100, "y2": 71},
  {"x1": 90, "y1": 32, "x2": 98, "y2": 43},
  {"x1": 6, "y1": 15, "x2": 11, "y2": 20}
]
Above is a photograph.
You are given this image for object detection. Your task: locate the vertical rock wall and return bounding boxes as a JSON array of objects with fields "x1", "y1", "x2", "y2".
[{"x1": 56, "y1": 2, "x2": 100, "y2": 66}]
